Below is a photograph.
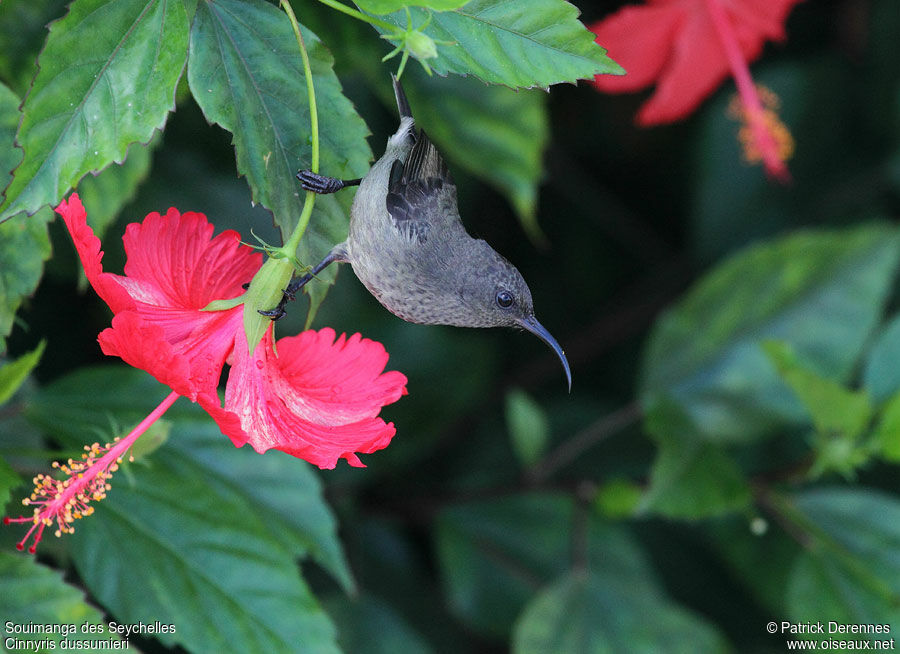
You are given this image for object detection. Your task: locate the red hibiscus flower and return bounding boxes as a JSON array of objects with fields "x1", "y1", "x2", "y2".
[
  {"x1": 60, "y1": 195, "x2": 259, "y2": 410},
  {"x1": 6, "y1": 194, "x2": 407, "y2": 552},
  {"x1": 591, "y1": 0, "x2": 800, "y2": 181},
  {"x1": 225, "y1": 327, "x2": 405, "y2": 468}
]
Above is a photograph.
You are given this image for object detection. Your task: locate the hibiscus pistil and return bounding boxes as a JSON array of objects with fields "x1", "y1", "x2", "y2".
[
  {"x1": 5, "y1": 391, "x2": 179, "y2": 553},
  {"x1": 590, "y1": 0, "x2": 800, "y2": 181},
  {"x1": 703, "y1": 0, "x2": 794, "y2": 182}
]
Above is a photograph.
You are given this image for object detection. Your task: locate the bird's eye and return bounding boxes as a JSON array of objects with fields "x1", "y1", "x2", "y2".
[{"x1": 496, "y1": 290, "x2": 515, "y2": 309}]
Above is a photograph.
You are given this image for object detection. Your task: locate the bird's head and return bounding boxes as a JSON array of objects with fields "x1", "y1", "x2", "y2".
[{"x1": 456, "y1": 243, "x2": 571, "y2": 391}]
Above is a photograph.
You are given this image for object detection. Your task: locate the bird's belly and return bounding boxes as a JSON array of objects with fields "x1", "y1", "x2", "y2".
[
  {"x1": 348, "y1": 242, "x2": 457, "y2": 326},
  {"x1": 349, "y1": 255, "x2": 426, "y2": 324}
]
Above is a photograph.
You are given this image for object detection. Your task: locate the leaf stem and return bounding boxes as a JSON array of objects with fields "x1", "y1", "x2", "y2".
[
  {"x1": 314, "y1": 0, "x2": 398, "y2": 32},
  {"x1": 279, "y1": 0, "x2": 319, "y2": 254}
]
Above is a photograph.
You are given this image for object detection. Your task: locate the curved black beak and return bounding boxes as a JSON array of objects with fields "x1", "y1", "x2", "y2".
[{"x1": 519, "y1": 315, "x2": 572, "y2": 392}]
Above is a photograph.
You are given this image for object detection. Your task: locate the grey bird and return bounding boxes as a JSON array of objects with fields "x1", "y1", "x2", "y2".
[{"x1": 267, "y1": 75, "x2": 571, "y2": 390}]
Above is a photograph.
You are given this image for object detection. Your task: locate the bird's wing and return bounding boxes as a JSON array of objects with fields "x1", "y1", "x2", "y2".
[{"x1": 385, "y1": 130, "x2": 458, "y2": 244}]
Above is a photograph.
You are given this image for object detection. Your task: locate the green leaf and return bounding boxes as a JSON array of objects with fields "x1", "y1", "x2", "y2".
[
  {"x1": 0, "y1": 82, "x2": 53, "y2": 353},
  {"x1": 435, "y1": 492, "x2": 656, "y2": 638},
  {"x1": 704, "y1": 516, "x2": 801, "y2": 616},
  {"x1": 764, "y1": 341, "x2": 873, "y2": 478},
  {"x1": 863, "y1": 313, "x2": 900, "y2": 404},
  {"x1": 786, "y1": 488, "x2": 900, "y2": 634},
  {"x1": 358, "y1": 0, "x2": 467, "y2": 13},
  {"x1": 0, "y1": 0, "x2": 189, "y2": 221},
  {"x1": 0, "y1": 0, "x2": 69, "y2": 97},
  {"x1": 512, "y1": 570, "x2": 730, "y2": 654},
  {"x1": 0, "y1": 81, "x2": 23, "y2": 195},
  {"x1": 76, "y1": 138, "x2": 157, "y2": 240},
  {"x1": 639, "y1": 225, "x2": 900, "y2": 443},
  {"x1": 638, "y1": 428, "x2": 751, "y2": 519},
  {"x1": 376, "y1": 0, "x2": 624, "y2": 89},
  {"x1": 0, "y1": 209, "x2": 53, "y2": 353},
  {"x1": 872, "y1": 391, "x2": 900, "y2": 461},
  {"x1": 26, "y1": 366, "x2": 348, "y2": 653},
  {"x1": 505, "y1": 387, "x2": 549, "y2": 468},
  {"x1": 0, "y1": 455, "x2": 22, "y2": 514},
  {"x1": 27, "y1": 365, "x2": 351, "y2": 591},
  {"x1": 764, "y1": 340, "x2": 873, "y2": 440},
  {"x1": 69, "y1": 447, "x2": 340, "y2": 653},
  {"x1": 0, "y1": 552, "x2": 114, "y2": 646},
  {"x1": 402, "y1": 71, "x2": 549, "y2": 239},
  {"x1": 324, "y1": 593, "x2": 434, "y2": 654},
  {"x1": 592, "y1": 478, "x2": 642, "y2": 519},
  {"x1": 187, "y1": 0, "x2": 372, "y2": 315},
  {"x1": 168, "y1": 418, "x2": 355, "y2": 594},
  {"x1": 0, "y1": 340, "x2": 45, "y2": 406}
]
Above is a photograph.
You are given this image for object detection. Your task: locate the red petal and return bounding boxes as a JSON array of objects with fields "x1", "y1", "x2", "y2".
[
  {"x1": 121, "y1": 208, "x2": 260, "y2": 309},
  {"x1": 636, "y1": 3, "x2": 731, "y2": 125},
  {"x1": 274, "y1": 329, "x2": 408, "y2": 422},
  {"x1": 116, "y1": 210, "x2": 260, "y2": 371},
  {"x1": 590, "y1": 0, "x2": 803, "y2": 125},
  {"x1": 223, "y1": 327, "x2": 408, "y2": 469},
  {"x1": 98, "y1": 312, "x2": 196, "y2": 399},
  {"x1": 590, "y1": 3, "x2": 686, "y2": 93},
  {"x1": 55, "y1": 194, "x2": 135, "y2": 313},
  {"x1": 57, "y1": 194, "x2": 262, "y2": 398}
]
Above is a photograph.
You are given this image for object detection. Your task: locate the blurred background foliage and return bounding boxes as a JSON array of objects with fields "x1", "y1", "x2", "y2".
[{"x1": 2, "y1": 0, "x2": 900, "y2": 652}]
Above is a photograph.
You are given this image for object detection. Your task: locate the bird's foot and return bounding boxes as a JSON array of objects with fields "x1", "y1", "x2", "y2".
[
  {"x1": 254, "y1": 251, "x2": 341, "y2": 321},
  {"x1": 258, "y1": 272, "x2": 311, "y2": 321},
  {"x1": 297, "y1": 170, "x2": 361, "y2": 195},
  {"x1": 259, "y1": 304, "x2": 287, "y2": 320},
  {"x1": 258, "y1": 289, "x2": 294, "y2": 320}
]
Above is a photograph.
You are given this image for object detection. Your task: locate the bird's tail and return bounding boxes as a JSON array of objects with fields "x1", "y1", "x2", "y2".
[{"x1": 392, "y1": 74, "x2": 412, "y2": 119}]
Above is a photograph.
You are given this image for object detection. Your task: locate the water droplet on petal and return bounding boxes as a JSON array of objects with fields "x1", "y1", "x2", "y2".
[
  {"x1": 331, "y1": 385, "x2": 343, "y2": 395},
  {"x1": 255, "y1": 360, "x2": 264, "y2": 369}
]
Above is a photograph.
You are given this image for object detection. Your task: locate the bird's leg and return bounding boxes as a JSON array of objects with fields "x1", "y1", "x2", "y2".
[
  {"x1": 258, "y1": 251, "x2": 343, "y2": 320},
  {"x1": 297, "y1": 170, "x2": 362, "y2": 195}
]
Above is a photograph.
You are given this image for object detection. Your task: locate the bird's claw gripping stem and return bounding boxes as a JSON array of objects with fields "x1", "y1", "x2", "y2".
[
  {"x1": 297, "y1": 170, "x2": 361, "y2": 195},
  {"x1": 258, "y1": 277, "x2": 304, "y2": 321},
  {"x1": 256, "y1": 250, "x2": 343, "y2": 321}
]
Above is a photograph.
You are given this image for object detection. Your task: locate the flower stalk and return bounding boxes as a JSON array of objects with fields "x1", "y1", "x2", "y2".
[
  {"x1": 279, "y1": 0, "x2": 320, "y2": 254},
  {"x1": 238, "y1": 0, "x2": 322, "y2": 352}
]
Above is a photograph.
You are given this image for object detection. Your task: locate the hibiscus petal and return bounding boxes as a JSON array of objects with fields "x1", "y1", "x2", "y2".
[
  {"x1": 98, "y1": 312, "x2": 196, "y2": 399},
  {"x1": 121, "y1": 208, "x2": 261, "y2": 309},
  {"x1": 117, "y1": 210, "x2": 260, "y2": 371},
  {"x1": 99, "y1": 310, "x2": 249, "y2": 443},
  {"x1": 274, "y1": 329, "x2": 409, "y2": 424},
  {"x1": 591, "y1": 3, "x2": 686, "y2": 93},
  {"x1": 637, "y1": 4, "x2": 732, "y2": 125},
  {"x1": 224, "y1": 327, "x2": 408, "y2": 469},
  {"x1": 57, "y1": 193, "x2": 262, "y2": 399},
  {"x1": 55, "y1": 194, "x2": 136, "y2": 313},
  {"x1": 590, "y1": 0, "x2": 803, "y2": 126}
]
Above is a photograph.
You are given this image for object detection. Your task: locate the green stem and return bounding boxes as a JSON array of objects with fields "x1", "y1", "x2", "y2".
[
  {"x1": 280, "y1": 0, "x2": 319, "y2": 255},
  {"x1": 314, "y1": 0, "x2": 398, "y2": 32}
]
